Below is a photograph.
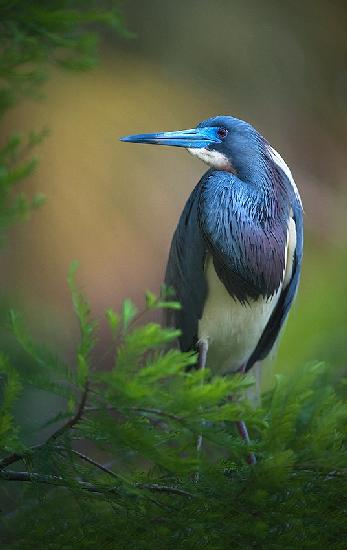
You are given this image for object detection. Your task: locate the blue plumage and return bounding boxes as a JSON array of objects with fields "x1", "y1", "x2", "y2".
[
  {"x1": 246, "y1": 201, "x2": 303, "y2": 370},
  {"x1": 121, "y1": 115, "x2": 303, "y2": 375}
]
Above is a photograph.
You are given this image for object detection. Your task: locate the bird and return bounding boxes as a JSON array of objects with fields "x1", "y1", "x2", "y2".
[{"x1": 120, "y1": 115, "x2": 303, "y2": 460}]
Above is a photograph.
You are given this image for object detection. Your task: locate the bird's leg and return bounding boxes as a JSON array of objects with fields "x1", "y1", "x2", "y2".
[
  {"x1": 232, "y1": 363, "x2": 256, "y2": 465},
  {"x1": 195, "y1": 338, "x2": 208, "y2": 481},
  {"x1": 197, "y1": 338, "x2": 209, "y2": 372}
]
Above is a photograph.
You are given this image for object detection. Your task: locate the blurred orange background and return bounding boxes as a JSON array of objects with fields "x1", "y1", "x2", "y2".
[{"x1": 1, "y1": 1, "x2": 346, "y2": 374}]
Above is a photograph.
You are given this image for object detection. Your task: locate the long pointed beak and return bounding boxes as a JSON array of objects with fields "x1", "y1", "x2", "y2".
[{"x1": 120, "y1": 127, "x2": 221, "y2": 149}]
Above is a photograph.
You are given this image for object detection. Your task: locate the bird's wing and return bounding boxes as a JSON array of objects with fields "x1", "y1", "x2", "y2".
[
  {"x1": 165, "y1": 183, "x2": 208, "y2": 351},
  {"x1": 245, "y1": 201, "x2": 304, "y2": 370}
]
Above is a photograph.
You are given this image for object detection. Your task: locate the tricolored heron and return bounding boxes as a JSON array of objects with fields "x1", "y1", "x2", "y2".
[{"x1": 121, "y1": 115, "x2": 303, "y2": 463}]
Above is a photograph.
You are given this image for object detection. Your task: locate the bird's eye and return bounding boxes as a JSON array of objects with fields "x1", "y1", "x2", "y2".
[{"x1": 217, "y1": 127, "x2": 228, "y2": 139}]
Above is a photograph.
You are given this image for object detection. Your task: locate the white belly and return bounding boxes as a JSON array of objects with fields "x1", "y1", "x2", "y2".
[{"x1": 198, "y1": 258, "x2": 281, "y2": 373}]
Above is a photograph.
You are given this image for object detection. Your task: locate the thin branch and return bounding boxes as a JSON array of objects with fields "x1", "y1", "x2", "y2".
[
  {"x1": 85, "y1": 405, "x2": 116, "y2": 412},
  {"x1": 136, "y1": 483, "x2": 194, "y2": 497},
  {"x1": 0, "y1": 452, "x2": 28, "y2": 470},
  {"x1": 58, "y1": 447, "x2": 119, "y2": 480},
  {"x1": 0, "y1": 470, "x2": 117, "y2": 494},
  {"x1": 0, "y1": 443, "x2": 44, "y2": 471},
  {"x1": 0, "y1": 382, "x2": 89, "y2": 471},
  {"x1": 0, "y1": 470, "x2": 193, "y2": 498},
  {"x1": 86, "y1": 405, "x2": 184, "y2": 423},
  {"x1": 131, "y1": 407, "x2": 184, "y2": 423},
  {"x1": 292, "y1": 467, "x2": 347, "y2": 478},
  {"x1": 47, "y1": 380, "x2": 89, "y2": 442}
]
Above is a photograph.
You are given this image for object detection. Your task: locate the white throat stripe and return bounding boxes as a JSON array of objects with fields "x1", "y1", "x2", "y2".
[{"x1": 187, "y1": 147, "x2": 231, "y2": 170}]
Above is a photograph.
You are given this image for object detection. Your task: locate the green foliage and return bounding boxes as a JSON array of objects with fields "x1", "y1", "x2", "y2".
[
  {"x1": 0, "y1": 353, "x2": 22, "y2": 449},
  {"x1": 146, "y1": 288, "x2": 182, "y2": 311},
  {"x1": 0, "y1": 2, "x2": 346, "y2": 548},
  {"x1": 68, "y1": 260, "x2": 97, "y2": 387},
  {"x1": 0, "y1": 0, "x2": 127, "y2": 114},
  {"x1": 0, "y1": 0, "x2": 127, "y2": 242},
  {"x1": 0, "y1": 129, "x2": 47, "y2": 243},
  {"x1": 9, "y1": 309, "x2": 72, "y2": 400},
  {"x1": 0, "y1": 269, "x2": 347, "y2": 549}
]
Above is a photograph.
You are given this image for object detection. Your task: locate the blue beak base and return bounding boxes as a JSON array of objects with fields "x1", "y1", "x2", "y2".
[{"x1": 120, "y1": 127, "x2": 222, "y2": 149}]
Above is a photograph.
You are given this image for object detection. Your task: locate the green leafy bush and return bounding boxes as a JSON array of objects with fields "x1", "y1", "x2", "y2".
[{"x1": 1, "y1": 266, "x2": 347, "y2": 549}]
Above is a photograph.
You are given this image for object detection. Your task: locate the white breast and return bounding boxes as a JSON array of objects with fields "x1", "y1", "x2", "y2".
[
  {"x1": 198, "y1": 214, "x2": 297, "y2": 374},
  {"x1": 198, "y1": 259, "x2": 281, "y2": 373}
]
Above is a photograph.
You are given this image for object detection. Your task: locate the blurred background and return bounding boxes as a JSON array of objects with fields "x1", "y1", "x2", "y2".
[{"x1": 1, "y1": 0, "x2": 346, "y2": 390}]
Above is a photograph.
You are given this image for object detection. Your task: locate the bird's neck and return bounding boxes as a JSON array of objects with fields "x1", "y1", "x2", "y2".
[
  {"x1": 233, "y1": 146, "x2": 289, "y2": 212},
  {"x1": 231, "y1": 142, "x2": 263, "y2": 184}
]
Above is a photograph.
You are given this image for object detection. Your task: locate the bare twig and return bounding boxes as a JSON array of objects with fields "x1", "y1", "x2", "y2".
[
  {"x1": 0, "y1": 382, "x2": 89, "y2": 471},
  {"x1": 136, "y1": 483, "x2": 194, "y2": 498},
  {"x1": 0, "y1": 452, "x2": 28, "y2": 470},
  {"x1": 0, "y1": 470, "x2": 193, "y2": 498},
  {"x1": 85, "y1": 405, "x2": 118, "y2": 412},
  {"x1": 291, "y1": 467, "x2": 347, "y2": 478},
  {"x1": 131, "y1": 407, "x2": 184, "y2": 423},
  {"x1": 58, "y1": 447, "x2": 120, "y2": 480},
  {"x1": 0, "y1": 443, "x2": 44, "y2": 471},
  {"x1": 0, "y1": 470, "x2": 118, "y2": 494},
  {"x1": 47, "y1": 381, "x2": 89, "y2": 442}
]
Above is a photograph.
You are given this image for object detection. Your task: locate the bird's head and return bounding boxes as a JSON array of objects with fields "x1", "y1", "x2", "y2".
[{"x1": 120, "y1": 115, "x2": 262, "y2": 174}]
